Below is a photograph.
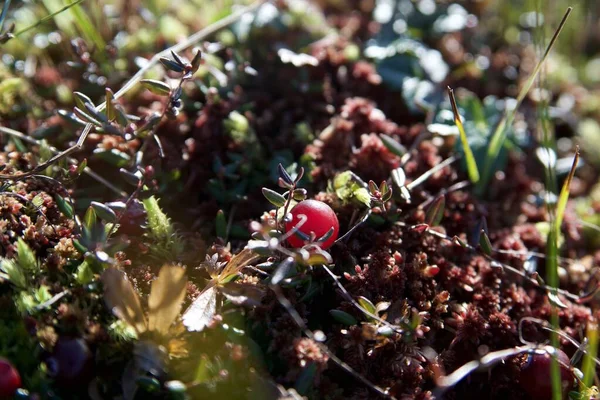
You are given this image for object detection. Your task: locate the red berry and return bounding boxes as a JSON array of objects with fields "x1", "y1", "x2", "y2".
[
  {"x1": 0, "y1": 358, "x2": 21, "y2": 399},
  {"x1": 519, "y1": 348, "x2": 573, "y2": 400},
  {"x1": 285, "y1": 200, "x2": 339, "y2": 250}
]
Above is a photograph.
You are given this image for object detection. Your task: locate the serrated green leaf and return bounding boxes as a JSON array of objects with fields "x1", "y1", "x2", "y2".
[{"x1": 140, "y1": 79, "x2": 171, "y2": 96}]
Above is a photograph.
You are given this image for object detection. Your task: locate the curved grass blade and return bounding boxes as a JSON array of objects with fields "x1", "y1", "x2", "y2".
[
  {"x1": 13, "y1": 0, "x2": 85, "y2": 37},
  {"x1": 448, "y1": 87, "x2": 479, "y2": 184}
]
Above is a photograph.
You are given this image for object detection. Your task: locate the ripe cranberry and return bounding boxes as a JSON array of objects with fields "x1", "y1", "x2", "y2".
[
  {"x1": 0, "y1": 358, "x2": 21, "y2": 398},
  {"x1": 519, "y1": 348, "x2": 573, "y2": 399},
  {"x1": 285, "y1": 200, "x2": 339, "y2": 250},
  {"x1": 46, "y1": 337, "x2": 94, "y2": 388}
]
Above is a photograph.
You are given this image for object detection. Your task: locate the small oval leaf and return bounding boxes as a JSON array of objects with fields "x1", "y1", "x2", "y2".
[
  {"x1": 91, "y1": 201, "x2": 118, "y2": 223},
  {"x1": 329, "y1": 310, "x2": 358, "y2": 326},
  {"x1": 140, "y1": 79, "x2": 171, "y2": 96},
  {"x1": 262, "y1": 187, "x2": 286, "y2": 208}
]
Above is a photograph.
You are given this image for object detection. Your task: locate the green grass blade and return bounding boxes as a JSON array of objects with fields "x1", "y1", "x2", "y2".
[
  {"x1": 555, "y1": 147, "x2": 579, "y2": 231},
  {"x1": 67, "y1": 0, "x2": 106, "y2": 53},
  {"x1": 14, "y1": 0, "x2": 85, "y2": 37},
  {"x1": 448, "y1": 87, "x2": 480, "y2": 184},
  {"x1": 581, "y1": 322, "x2": 599, "y2": 391},
  {"x1": 478, "y1": 7, "x2": 572, "y2": 193}
]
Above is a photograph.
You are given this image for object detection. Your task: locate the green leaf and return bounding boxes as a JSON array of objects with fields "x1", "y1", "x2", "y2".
[
  {"x1": 449, "y1": 87, "x2": 480, "y2": 184},
  {"x1": 261, "y1": 188, "x2": 286, "y2": 208},
  {"x1": 16, "y1": 238, "x2": 37, "y2": 271},
  {"x1": 425, "y1": 195, "x2": 445, "y2": 226},
  {"x1": 84, "y1": 206, "x2": 97, "y2": 230},
  {"x1": 73, "y1": 91, "x2": 93, "y2": 110},
  {"x1": 357, "y1": 296, "x2": 377, "y2": 319},
  {"x1": 581, "y1": 323, "x2": 599, "y2": 389},
  {"x1": 55, "y1": 194, "x2": 73, "y2": 218},
  {"x1": 329, "y1": 309, "x2": 358, "y2": 326},
  {"x1": 215, "y1": 210, "x2": 227, "y2": 239},
  {"x1": 75, "y1": 261, "x2": 94, "y2": 284},
  {"x1": 91, "y1": 201, "x2": 117, "y2": 223},
  {"x1": 479, "y1": 229, "x2": 492, "y2": 256},
  {"x1": 140, "y1": 79, "x2": 171, "y2": 96},
  {"x1": 31, "y1": 194, "x2": 44, "y2": 208},
  {"x1": 0, "y1": 259, "x2": 26, "y2": 289},
  {"x1": 555, "y1": 148, "x2": 579, "y2": 232},
  {"x1": 105, "y1": 88, "x2": 116, "y2": 121},
  {"x1": 380, "y1": 134, "x2": 407, "y2": 157}
]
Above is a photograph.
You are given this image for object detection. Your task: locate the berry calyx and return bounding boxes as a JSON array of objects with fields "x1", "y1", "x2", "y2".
[
  {"x1": 519, "y1": 347, "x2": 573, "y2": 400},
  {"x1": 285, "y1": 200, "x2": 339, "y2": 250},
  {"x1": 0, "y1": 358, "x2": 21, "y2": 399}
]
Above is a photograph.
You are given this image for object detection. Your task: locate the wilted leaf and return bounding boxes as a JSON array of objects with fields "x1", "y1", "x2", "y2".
[
  {"x1": 221, "y1": 282, "x2": 265, "y2": 307},
  {"x1": 148, "y1": 265, "x2": 187, "y2": 335},
  {"x1": 101, "y1": 268, "x2": 147, "y2": 334},
  {"x1": 219, "y1": 248, "x2": 261, "y2": 282},
  {"x1": 182, "y1": 284, "x2": 217, "y2": 332}
]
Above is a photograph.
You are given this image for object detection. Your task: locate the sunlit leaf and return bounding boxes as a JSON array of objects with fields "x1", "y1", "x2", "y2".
[
  {"x1": 357, "y1": 296, "x2": 377, "y2": 319},
  {"x1": 148, "y1": 265, "x2": 187, "y2": 335},
  {"x1": 101, "y1": 268, "x2": 147, "y2": 334},
  {"x1": 140, "y1": 79, "x2": 172, "y2": 96},
  {"x1": 182, "y1": 284, "x2": 217, "y2": 332},
  {"x1": 16, "y1": 238, "x2": 37, "y2": 271},
  {"x1": 262, "y1": 187, "x2": 286, "y2": 207},
  {"x1": 221, "y1": 282, "x2": 265, "y2": 307}
]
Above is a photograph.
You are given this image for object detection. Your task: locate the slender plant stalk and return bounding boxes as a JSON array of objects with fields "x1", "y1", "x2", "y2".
[{"x1": 448, "y1": 87, "x2": 480, "y2": 184}]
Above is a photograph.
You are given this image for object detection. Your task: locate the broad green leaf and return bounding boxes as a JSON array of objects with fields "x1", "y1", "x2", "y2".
[
  {"x1": 262, "y1": 187, "x2": 286, "y2": 208},
  {"x1": 329, "y1": 310, "x2": 358, "y2": 326}
]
